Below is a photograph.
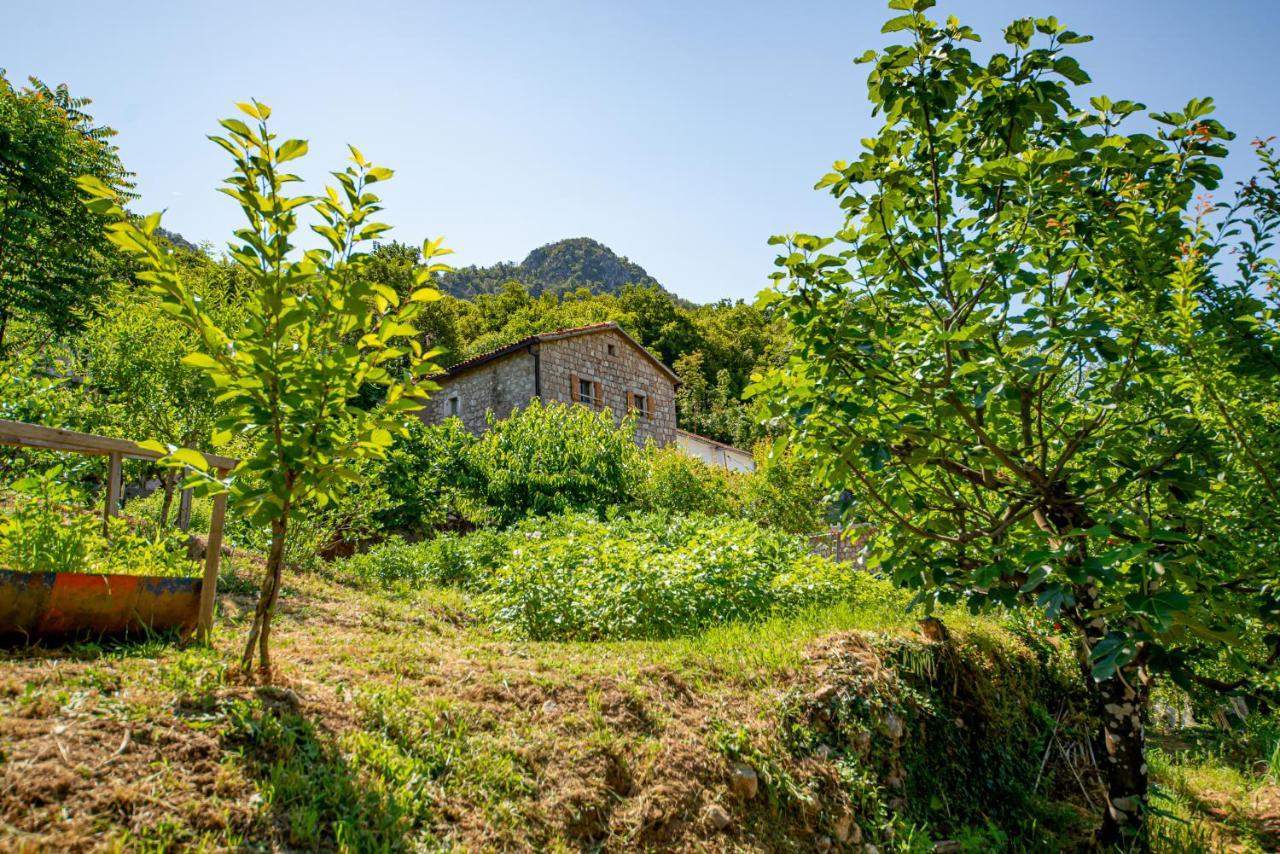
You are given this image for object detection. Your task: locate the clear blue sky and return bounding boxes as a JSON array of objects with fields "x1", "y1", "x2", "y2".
[{"x1": 4, "y1": 1, "x2": 1278, "y2": 303}]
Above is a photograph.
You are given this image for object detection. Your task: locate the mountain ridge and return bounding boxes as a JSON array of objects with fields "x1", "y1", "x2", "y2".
[{"x1": 439, "y1": 237, "x2": 668, "y2": 299}]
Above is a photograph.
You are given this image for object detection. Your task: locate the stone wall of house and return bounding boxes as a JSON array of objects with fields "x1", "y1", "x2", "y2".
[
  {"x1": 419, "y1": 349, "x2": 536, "y2": 435},
  {"x1": 539, "y1": 328, "x2": 678, "y2": 446}
]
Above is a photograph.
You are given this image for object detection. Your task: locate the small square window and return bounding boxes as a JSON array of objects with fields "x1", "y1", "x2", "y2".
[
  {"x1": 607, "y1": 343, "x2": 616, "y2": 356},
  {"x1": 578, "y1": 378, "x2": 594, "y2": 401},
  {"x1": 448, "y1": 397, "x2": 460, "y2": 417},
  {"x1": 632, "y1": 393, "x2": 647, "y2": 414}
]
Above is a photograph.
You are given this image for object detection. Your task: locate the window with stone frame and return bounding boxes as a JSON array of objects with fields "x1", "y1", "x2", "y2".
[{"x1": 448, "y1": 396, "x2": 460, "y2": 417}]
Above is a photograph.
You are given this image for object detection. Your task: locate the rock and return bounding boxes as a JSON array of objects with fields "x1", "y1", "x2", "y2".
[
  {"x1": 880, "y1": 711, "x2": 904, "y2": 740},
  {"x1": 816, "y1": 744, "x2": 833, "y2": 760},
  {"x1": 832, "y1": 810, "x2": 860, "y2": 843},
  {"x1": 934, "y1": 842, "x2": 962, "y2": 854},
  {"x1": 885, "y1": 764, "x2": 905, "y2": 790},
  {"x1": 255, "y1": 685, "x2": 300, "y2": 709},
  {"x1": 705, "y1": 803, "x2": 732, "y2": 831},
  {"x1": 888, "y1": 797, "x2": 907, "y2": 813},
  {"x1": 541, "y1": 699, "x2": 559, "y2": 715},
  {"x1": 729, "y1": 762, "x2": 759, "y2": 800},
  {"x1": 864, "y1": 845, "x2": 880, "y2": 854},
  {"x1": 919, "y1": 617, "x2": 948, "y2": 643},
  {"x1": 853, "y1": 730, "x2": 871, "y2": 754},
  {"x1": 815, "y1": 684, "x2": 839, "y2": 703},
  {"x1": 816, "y1": 835, "x2": 833, "y2": 853}
]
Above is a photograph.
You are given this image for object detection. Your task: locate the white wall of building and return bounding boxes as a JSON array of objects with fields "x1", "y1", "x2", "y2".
[{"x1": 675, "y1": 430, "x2": 755, "y2": 472}]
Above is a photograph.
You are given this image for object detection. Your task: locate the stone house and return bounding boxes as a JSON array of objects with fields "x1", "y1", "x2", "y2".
[{"x1": 419, "y1": 322, "x2": 681, "y2": 446}]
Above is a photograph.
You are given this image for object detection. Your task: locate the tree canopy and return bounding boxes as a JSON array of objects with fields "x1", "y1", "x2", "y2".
[
  {"x1": 752, "y1": 1, "x2": 1280, "y2": 844},
  {"x1": 0, "y1": 73, "x2": 134, "y2": 347}
]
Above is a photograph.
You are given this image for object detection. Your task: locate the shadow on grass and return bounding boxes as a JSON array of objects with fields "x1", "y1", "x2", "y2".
[
  {"x1": 0, "y1": 625, "x2": 189, "y2": 661},
  {"x1": 222, "y1": 694, "x2": 436, "y2": 851},
  {"x1": 1171, "y1": 786, "x2": 1280, "y2": 852}
]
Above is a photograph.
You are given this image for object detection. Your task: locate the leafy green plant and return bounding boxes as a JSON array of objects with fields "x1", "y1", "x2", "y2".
[
  {"x1": 339, "y1": 511, "x2": 882, "y2": 641},
  {"x1": 739, "y1": 441, "x2": 829, "y2": 535},
  {"x1": 635, "y1": 444, "x2": 741, "y2": 518},
  {"x1": 80, "y1": 101, "x2": 450, "y2": 674},
  {"x1": 473, "y1": 399, "x2": 641, "y2": 525},
  {"x1": 0, "y1": 466, "x2": 92, "y2": 573},
  {"x1": 372, "y1": 418, "x2": 485, "y2": 534},
  {"x1": 0, "y1": 466, "x2": 196, "y2": 577},
  {"x1": 0, "y1": 72, "x2": 134, "y2": 348},
  {"x1": 750, "y1": 1, "x2": 1278, "y2": 843}
]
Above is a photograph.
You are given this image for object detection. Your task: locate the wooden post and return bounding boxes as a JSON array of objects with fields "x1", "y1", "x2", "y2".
[
  {"x1": 104, "y1": 452, "x2": 122, "y2": 535},
  {"x1": 177, "y1": 484, "x2": 193, "y2": 532},
  {"x1": 197, "y1": 467, "x2": 230, "y2": 643}
]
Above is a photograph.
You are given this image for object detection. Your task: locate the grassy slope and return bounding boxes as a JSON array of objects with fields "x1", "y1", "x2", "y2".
[{"x1": 0, "y1": 561, "x2": 1275, "y2": 852}]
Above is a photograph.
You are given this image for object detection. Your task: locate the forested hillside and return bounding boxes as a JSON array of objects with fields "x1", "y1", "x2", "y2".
[{"x1": 439, "y1": 237, "x2": 664, "y2": 299}]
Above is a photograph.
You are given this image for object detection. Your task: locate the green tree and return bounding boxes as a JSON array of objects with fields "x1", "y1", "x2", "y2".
[
  {"x1": 0, "y1": 73, "x2": 133, "y2": 348},
  {"x1": 752, "y1": 3, "x2": 1276, "y2": 845},
  {"x1": 81, "y1": 101, "x2": 449, "y2": 675},
  {"x1": 75, "y1": 249, "x2": 242, "y2": 523}
]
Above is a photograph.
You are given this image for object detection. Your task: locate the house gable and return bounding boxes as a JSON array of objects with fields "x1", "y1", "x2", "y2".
[{"x1": 419, "y1": 322, "x2": 680, "y2": 446}]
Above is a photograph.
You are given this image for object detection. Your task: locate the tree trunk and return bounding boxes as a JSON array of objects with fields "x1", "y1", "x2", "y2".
[
  {"x1": 158, "y1": 470, "x2": 176, "y2": 527},
  {"x1": 1075, "y1": 584, "x2": 1152, "y2": 850},
  {"x1": 241, "y1": 503, "x2": 291, "y2": 679},
  {"x1": 1044, "y1": 494, "x2": 1152, "y2": 848}
]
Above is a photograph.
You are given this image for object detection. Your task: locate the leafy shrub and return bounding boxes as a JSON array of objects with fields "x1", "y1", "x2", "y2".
[
  {"x1": 635, "y1": 445, "x2": 741, "y2": 517},
  {"x1": 738, "y1": 442, "x2": 829, "y2": 535},
  {"x1": 341, "y1": 528, "x2": 509, "y2": 588},
  {"x1": 0, "y1": 467, "x2": 196, "y2": 577},
  {"x1": 473, "y1": 400, "x2": 641, "y2": 525},
  {"x1": 337, "y1": 511, "x2": 879, "y2": 641},
  {"x1": 372, "y1": 419, "x2": 485, "y2": 534}
]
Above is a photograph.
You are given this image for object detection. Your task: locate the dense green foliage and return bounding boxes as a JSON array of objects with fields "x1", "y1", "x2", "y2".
[
  {"x1": 473, "y1": 400, "x2": 641, "y2": 526},
  {"x1": 753, "y1": 1, "x2": 1280, "y2": 842},
  {"x1": 0, "y1": 466, "x2": 195, "y2": 577},
  {"x1": 0, "y1": 73, "x2": 133, "y2": 347},
  {"x1": 340, "y1": 511, "x2": 870, "y2": 641}
]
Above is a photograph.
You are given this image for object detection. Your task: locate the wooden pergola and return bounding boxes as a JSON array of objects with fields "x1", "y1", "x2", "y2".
[{"x1": 0, "y1": 418, "x2": 236, "y2": 641}]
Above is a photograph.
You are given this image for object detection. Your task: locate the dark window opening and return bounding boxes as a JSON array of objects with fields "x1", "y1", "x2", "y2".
[
  {"x1": 578, "y1": 378, "x2": 594, "y2": 402},
  {"x1": 607, "y1": 343, "x2": 617, "y2": 356},
  {"x1": 448, "y1": 397, "x2": 459, "y2": 417}
]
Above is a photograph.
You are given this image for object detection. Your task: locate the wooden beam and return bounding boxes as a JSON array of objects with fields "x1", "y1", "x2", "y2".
[
  {"x1": 104, "y1": 452, "x2": 122, "y2": 534},
  {"x1": 0, "y1": 419, "x2": 237, "y2": 470},
  {"x1": 197, "y1": 467, "x2": 230, "y2": 644}
]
